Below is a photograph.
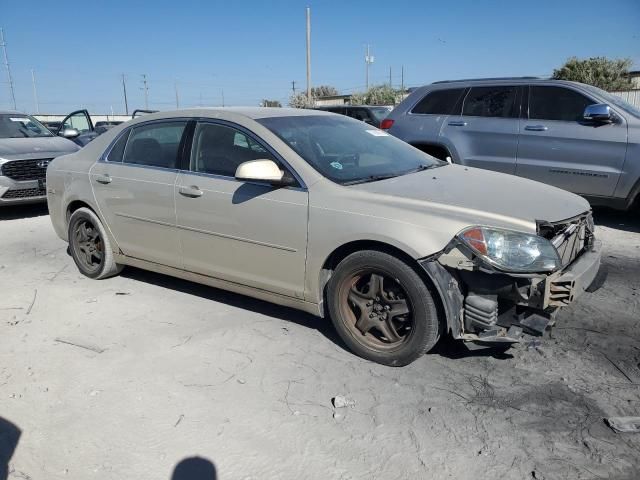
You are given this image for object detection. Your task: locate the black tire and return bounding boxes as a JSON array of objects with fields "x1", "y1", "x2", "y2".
[
  {"x1": 327, "y1": 250, "x2": 441, "y2": 366},
  {"x1": 68, "y1": 207, "x2": 123, "y2": 279}
]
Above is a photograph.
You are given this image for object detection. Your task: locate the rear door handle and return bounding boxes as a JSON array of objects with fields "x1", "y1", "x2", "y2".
[
  {"x1": 448, "y1": 121, "x2": 468, "y2": 127},
  {"x1": 524, "y1": 125, "x2": 548, "y2": 131},
  {"x1": 179, "y1": 185, "x2": 204, "y2": 198},
  {"x1": 95, "y1": 174, "x2": 112, "y2": 184}
]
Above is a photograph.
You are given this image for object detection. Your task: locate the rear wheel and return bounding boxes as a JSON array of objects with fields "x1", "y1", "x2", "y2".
[
  {"x1": 68, "y1": 207, "x2": 122, "y2": 279},
  {"x1": 327, "y1": 250, "x2": 441, "y2": 366}
]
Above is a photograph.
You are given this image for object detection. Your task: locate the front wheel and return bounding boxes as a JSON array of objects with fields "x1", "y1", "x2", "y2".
[
  {"x1": 68, "y1": 207, "x2": 123, "y2": 279},
  {"x1": 327, "y1": 250, "x2": 441, "y2": 366}
]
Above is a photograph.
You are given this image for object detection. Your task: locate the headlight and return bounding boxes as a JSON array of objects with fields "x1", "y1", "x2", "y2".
[{"x1": 459, "y1": 226, "x2": 560, "y2": 272}]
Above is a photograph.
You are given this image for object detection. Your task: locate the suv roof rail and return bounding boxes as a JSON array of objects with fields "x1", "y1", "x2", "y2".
[{"x1": 431, "y1": 76, "x2": 541, "y2": 84}]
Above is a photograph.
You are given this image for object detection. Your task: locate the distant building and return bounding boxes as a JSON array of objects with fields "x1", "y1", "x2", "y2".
[
  {"x1": 627, "y1": 70, "x2": 640, "y2": 89},
  {"x1": 314, "y1": 94, "x2": 353, "y2": 107}
]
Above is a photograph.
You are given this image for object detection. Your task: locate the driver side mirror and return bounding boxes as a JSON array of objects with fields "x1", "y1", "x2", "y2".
[
  {"x1": 61, "y1": 128, "x2": 80, "y2": 139},
  {"x1": 235, "y1": 159, "x2": 295, "y2": 187},
  {"x1": 584, "y1": 104, "x2": 612, "y2": 123}
]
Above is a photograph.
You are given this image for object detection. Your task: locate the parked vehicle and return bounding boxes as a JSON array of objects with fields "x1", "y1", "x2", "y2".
[
  {"x1": 383, "y1": 78, "x2": 640, "y2": 210},
  {"x1": 315, "y1": 105, "x2": 391, "y2": 127},
  {"x1": 42, "y1": 121, "x2": 62, "y2": 133},
  {"x1": 0, "y1": 111, "x2": 79, "y2": 205},
  {"x1": 47, "y1": 108, "x2": 604, "y2": 365},
  {"x1": 55, "y1": 109, "x2": 155, "y2": 147}
]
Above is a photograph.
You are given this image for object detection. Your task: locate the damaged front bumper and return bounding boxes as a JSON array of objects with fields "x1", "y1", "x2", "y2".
[{"x1": 419, "y1": 237, "x2": 605, "y2": 346}]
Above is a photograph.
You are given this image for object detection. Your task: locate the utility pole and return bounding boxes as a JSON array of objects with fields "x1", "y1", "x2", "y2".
[
  {"x1": 1, "y1": 28, "x2": 16, "y2": 110},
  {"x1": 221, "y1": 89, "x2": 225, "y2": 107},
  {"x1": 121, "y1": 74, "x2": 129, "y2": 115},
  {"x1": 389, "y1": 66, "x2": 392, "y2": 87},
  {"x1": 306, "y1": 7, "x2": 312, "y2": 104},
  {"x1": 291, "y1": 80, "x2": 296, "y2": 96},
  {"x1": 31, "y1": 69, "x2": 39, "y2": 114},
  {"x1": 401, "y1": 65, "x2": 404, "y2": 92},
  {"x1": 365, "y1": 44, "x2": 374, "y2": 90},
  {"x1": 174, "y1": 81, "x2": 179, "y2": 108},
  {"x1": 141, "y1": 74, "x2": 149, "y2": 109}
]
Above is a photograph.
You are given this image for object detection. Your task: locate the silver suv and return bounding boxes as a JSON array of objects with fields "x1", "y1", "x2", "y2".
[
  {"x1": 0, "y1": 111, "x2": 79, "y2": 205},
  {"x1": 384, "y1": 78, "x2": 640, "y2": 211}
]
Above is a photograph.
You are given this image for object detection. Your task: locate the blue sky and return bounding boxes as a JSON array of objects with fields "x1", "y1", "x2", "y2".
[{"x1": 2, "y1": 0, "x2": 639, "y2": 114}]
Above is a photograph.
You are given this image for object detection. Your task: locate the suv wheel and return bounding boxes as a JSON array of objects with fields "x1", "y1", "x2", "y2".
[
  {"x1": 68, "y1": 207, "x2": 122, "y2": 279},
  {"x1": 327, "y1": 250, "x2": 441, "y2": 366}
]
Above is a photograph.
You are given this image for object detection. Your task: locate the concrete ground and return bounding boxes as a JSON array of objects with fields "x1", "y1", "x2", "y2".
[{"x1": 1, "y1": 204, "x2": 639, "y2": 480}]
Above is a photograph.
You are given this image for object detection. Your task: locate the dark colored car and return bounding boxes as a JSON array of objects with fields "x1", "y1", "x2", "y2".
[{"x1": 314, "y1": 105, "x2": 392, "y2": 127}]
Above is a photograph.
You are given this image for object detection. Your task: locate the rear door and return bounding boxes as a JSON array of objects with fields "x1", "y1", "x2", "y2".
[
  {"x1": 175, "y1": 120, "x2": 308, "y2": 298},
  {"x1": 389, "y1": 87, "x2": 466, "y2": 148},
  {"x1": 90, "y1": 120, "x2": 188, "y2": 267},
  {"x1": 440, "y1": 85, "x2": 522, "y2": 174},
  {"x1": 515, "y1": 85, "x2": 627, "y2": 197}
]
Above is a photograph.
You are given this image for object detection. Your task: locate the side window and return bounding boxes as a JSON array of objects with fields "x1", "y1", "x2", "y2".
[
  {"x1": 122, "y1": 121, "x2": 187, "y2": 168},
  {"x1": 529, "y1": 86, "x2": 595, "y2": 122},
  {"x1": 411, "y1": 88, "x2": 466, "y2": 115},
  {"x1": 105, "y1": 130, "x2": 129, "y2": 163},
  {"x1": 462, "y1": 86, "x2": 518, "y2": 118},
  {"x1": 62, "y1": 112, "x2": 91, "y2": 133},
  {"x1": 349, "y1": 109, "x2": 372, "y2": 122},
  {"x1": 190, "y1": 122, "x2": 277, "y2": 177}
]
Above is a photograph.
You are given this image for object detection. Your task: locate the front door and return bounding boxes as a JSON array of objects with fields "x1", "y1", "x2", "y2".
[
  {"x1": 90, "y1": 120, "x2": 188, "y2": 267},
  {"x1": 175, "y1": 121, "x2": 308, "y2": 298},
  {"x1": 57, "y1": 109, "x2": 97, "y2": 146},
  {"x1": 516, "y1": 85, "x2": 627, "y2": 198},
  {"x1": 440, "y1": 85, "x2": 522, "y2": 174}
]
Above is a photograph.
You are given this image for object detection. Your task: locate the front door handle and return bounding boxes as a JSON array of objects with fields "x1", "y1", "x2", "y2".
[
  {"x1": 95, "y1": 174, "x2": 112, "y2": 184},
  {"x1": 524, "y1": 125, "x2": 548, "y2": 131},
  {"x1": 179, "y1": 185, "x2": 204, "y2": 198},
  {"x1": 448, "y1": 121, "x2": 468, "y2": 127}
]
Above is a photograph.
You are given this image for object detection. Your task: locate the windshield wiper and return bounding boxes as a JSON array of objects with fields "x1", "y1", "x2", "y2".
[{"x1": 342, "y1": 173, "x2": 400, "y2": 185}]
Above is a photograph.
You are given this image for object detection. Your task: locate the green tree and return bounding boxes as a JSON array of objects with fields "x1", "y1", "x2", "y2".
[
  {"x1": 552, "y1": 56, "x2": 633, "y2": 91},
  {"x1": 350, "y1": 84, "x2": 401, "y2": 105},
  {"x1": 289, "y1": 92, "x2": 314, "y2": 108},
  {"x1": 260, "y1": 99, "x2": 282, "y2": 107},
  {"x1": 311, "y1": 85, "x2": 339, "y2": 98}
]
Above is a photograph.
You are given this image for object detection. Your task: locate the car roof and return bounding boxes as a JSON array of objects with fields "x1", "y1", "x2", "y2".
[
  {"x1": 123, "y1": 107, "x2": 336, "y2": 126},
  {"x1": 425, "y1": 78, "x2": 587, "y2": 88},
  {"x1": 0, "y1": 110, "x2": 28, "y2": 115}
]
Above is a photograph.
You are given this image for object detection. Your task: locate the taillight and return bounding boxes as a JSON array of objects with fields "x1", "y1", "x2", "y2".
[{"x1": 380, "y1": 118, "x2": 394, "y2": 130}]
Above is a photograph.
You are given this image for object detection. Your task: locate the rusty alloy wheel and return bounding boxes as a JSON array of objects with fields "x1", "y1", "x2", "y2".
[
  {"x1": 72, "y1": 219, "x2": 104, "y2": 275},
  {"x1": 337, "y1": 269, "x2": 414, "y2": 351}
]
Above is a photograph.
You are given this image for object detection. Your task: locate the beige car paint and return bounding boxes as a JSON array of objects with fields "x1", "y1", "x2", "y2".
[{"x1": 47, "y1": 107, "x2": 592, "y2": 319}]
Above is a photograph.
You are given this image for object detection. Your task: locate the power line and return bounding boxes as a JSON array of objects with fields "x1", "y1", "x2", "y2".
[
  {"x1": 121, "y1": 74, "x2": 129, "y2": 115},
  {"x1": 0, "y1": 28, "x2": 16, "y2": 110},
  {"x1": 31, "y1": 69, "x2": 39, "y2": 113},
  {"x1": 141, "y1": 74, "x2": 149, "y2": 109}
]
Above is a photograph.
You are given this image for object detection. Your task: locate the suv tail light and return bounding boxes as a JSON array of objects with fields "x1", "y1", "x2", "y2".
[{"x1": 380, "y1": 119, "x2": 394, "y2": 130}]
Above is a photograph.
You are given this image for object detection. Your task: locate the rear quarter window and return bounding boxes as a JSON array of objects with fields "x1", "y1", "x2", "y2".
[{"x1": 411, "y1": 88, "x2": 466, "y2": 115}]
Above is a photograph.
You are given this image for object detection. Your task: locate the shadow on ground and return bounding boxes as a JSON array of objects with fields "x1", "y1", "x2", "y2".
[
  {"x1": 0, "y1": 417, "x2": 20, "y2": 480},
  {"x1": 122, "y1": 267, "x2": 345, "y2": 348},
  {"x1": 0, "y1": 203, "x2": 49, "y2": 221},
  {"x1": 171, "y1": 456, "x2": 217, "y2": 480},
  {"x1": 593, "y1": 206, "x2": 640, "y2": 233}
]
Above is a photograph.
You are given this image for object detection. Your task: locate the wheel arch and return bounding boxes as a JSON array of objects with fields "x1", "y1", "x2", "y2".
[{"x1": 317, "y1": 240, "x2": 448, "y2": 331}]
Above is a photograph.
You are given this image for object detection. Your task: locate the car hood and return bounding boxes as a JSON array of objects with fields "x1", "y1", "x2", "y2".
[
  {"x1": 0, "y1": 137, "x2": 80, "y2": 161},
  {"x1": 351, "y1": 164, "x2": 590, "y2": 228}
]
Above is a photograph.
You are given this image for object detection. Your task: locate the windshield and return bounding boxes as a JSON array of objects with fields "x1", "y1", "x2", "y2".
[
  {"x1": 370, "y1": 106, "x2": 392, "y2": 122},
  {"x1": 258, "y1": 115, "x2": 443, "y2": 184},
  {"x1": 583, "y1": 85, "x2": 640, "y2": 118},
  {"x1": 0, "y1": 114, "x2": 54, "y2": 138}
]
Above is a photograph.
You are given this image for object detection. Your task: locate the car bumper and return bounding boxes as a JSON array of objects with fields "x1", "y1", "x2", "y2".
[
  {"x1": 544, "y1": 240, "x2": 605, "y2": 308},
  {"x1": 421, "y1": 241, "x2": 605, "y2": 343},
  {"x1": 0, "y1": 175, "x2": 47, "y2": 205}
]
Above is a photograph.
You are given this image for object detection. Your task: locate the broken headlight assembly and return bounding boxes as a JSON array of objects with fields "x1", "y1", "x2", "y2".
[{"x1": 459, "y1": 226, "x2": 560, "y2": 273}]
